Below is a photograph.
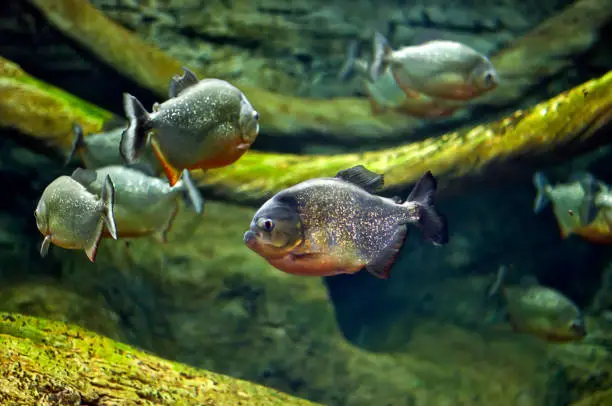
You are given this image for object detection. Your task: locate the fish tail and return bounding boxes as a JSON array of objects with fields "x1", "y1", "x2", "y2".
[
  {"x1": 65, "y1": 122, "x2": 86, "y2": 166},
  {"x1": 100, "y1": 174, "x2": 118, "y2": 240},
  {"x1": 338, "y1": 40, "x2": 359, "y2": 81},
  {"x1": 404, "y1": 171, "x2": 448, "y2": 245},
  {"x1": 578, "y1": 174, "x2": 600, "y2": 226},
  {"x1": 532, "y1": 172, "x2": 551, "y2": 213},
  {"x1": 370, "y1": 32, "x2": 391, "y2": 82},
  {"x1": 487, "y1": 265, "x2": 507, "y2": 298},
  {"x1": 178, "y1": 169, "x2": 205, "y2": 215},
  {"x1": 120, "y1": 93, "x2": 152, "y2": 164}
]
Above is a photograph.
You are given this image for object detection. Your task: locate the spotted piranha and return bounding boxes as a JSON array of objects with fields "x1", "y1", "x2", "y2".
[
  {"x1": 243, "y1": 165, "x2": 448, "y2": 279},
  {"x1": 340, "y1": 40, "x2": 462, "y2": 118},
  {"x1": 370, "y1": 32, "x2": 499, "y2": 101},
  {"x1": 120, "y1": 67, "x2": 260, "y2": 186},
  {"x1": 488, "y1": 265, "x2": 587, "y2": 343},
  {"x1": 34, "y1": 173, "x2": 118, "y2": 262},
  {"x1": 71, "y1": 165, "x2": 204, "y2": 242},
  {"x1": 67, "y1": 122, "x2": 161, "y2": 174}
]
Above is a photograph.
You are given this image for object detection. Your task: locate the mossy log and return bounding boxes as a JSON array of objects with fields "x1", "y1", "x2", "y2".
[
  {"x1": 25, "y1": 0, "x2": 612, "y2": 141},
  {"x1": 2, "y1": 54, "x2": 611, "y2": 202},
  {"x1": 0, "y1": 312, "x2": 318, "y2": 405}
]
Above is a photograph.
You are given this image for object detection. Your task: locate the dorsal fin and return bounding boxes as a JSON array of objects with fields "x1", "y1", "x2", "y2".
[
  {"x1": 335, "y1": 165, "x2": 384, "y2": 193},
  {"x1": 169, "y1": 67, "x2": 199, "y2": 98},
  {"x1": 71, "y1": 167, "x2": 97, "y2": 187}
]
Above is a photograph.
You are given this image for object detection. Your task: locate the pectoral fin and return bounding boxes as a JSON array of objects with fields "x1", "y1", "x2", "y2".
[
  {"x1": 40, "y1": 235, "x2": 52, "y2": 258},
  {"x1": 151, "y1": 138, "x2": 182, "y2": 186}
]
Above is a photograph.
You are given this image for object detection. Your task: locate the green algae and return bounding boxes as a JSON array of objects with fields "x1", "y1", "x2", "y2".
[{"x1": 0, "y1": 312, "x2": 319, "y2": 405}]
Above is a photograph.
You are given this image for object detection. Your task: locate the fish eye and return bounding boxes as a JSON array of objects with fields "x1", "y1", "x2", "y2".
[
  {"x1": 570, "y1": 318, "x2": 586, "y2": 334},
  {"x1": 484, "y1": 72, "x2": 495, "y2": 86},
  {"x1": 253, "y1": 111, "x2": 259, "y2": 120},
  {"x1": 257, "y1": 218, "x2": 275, "y2": 232}
]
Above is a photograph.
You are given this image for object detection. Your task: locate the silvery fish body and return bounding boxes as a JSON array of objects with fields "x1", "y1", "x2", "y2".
[
  {"x1": 244, "y1": 165, "x2": 448, "y2": 279},
  {"x1": 72, "y1": 165, "x2": 203, "y2": 241},
  {"x1": 68, "y1": 124, "x2": 160, "y2": 173},
  {"x1": 34, "y1": 174, "x2": 117, "y2": 262},
  {"x1": 121, "y1": 67, "x2": 259, "y2": 186},
  {"x1": 371, "y1": 33, "x2": 498, "y2": 101}
]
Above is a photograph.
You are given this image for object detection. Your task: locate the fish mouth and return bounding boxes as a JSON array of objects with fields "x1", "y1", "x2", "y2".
[{"x1": 243, "y1": 230, "x2": 258, "y2": 248}]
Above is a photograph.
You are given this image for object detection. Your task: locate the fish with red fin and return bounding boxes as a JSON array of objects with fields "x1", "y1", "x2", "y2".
[
  {"x1": 370, "y1": 32, "x2": 499, "y2": 101},
  {"x1": 243, "y1": 165, "x2": 448, "y2": 279},
  {"x1": 120, "y1": 67, "x2": 260, "y2": 186}
]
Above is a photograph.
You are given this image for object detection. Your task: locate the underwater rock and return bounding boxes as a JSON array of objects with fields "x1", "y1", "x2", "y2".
[
  {"x1": 1, "y1": 54, "x2": 611, "y2": 203},
  {"x1": 20, "y1": 0, "x2": 612, "y2": 142},
  {"x1": 0, "y1": 312, "x2": 318, "y2": 405}
]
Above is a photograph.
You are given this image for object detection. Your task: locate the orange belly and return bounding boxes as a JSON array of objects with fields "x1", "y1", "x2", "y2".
[{"x1": 266, "y1": 253, "x2": 364, "y2": 277}]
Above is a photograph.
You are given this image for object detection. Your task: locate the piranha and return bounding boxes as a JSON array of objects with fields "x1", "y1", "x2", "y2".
[
  {"x1": 339, "y1": 40, "x2": 461, "y2": 118},
  {"x1": 71, "y1": 165, "x2": 204, "y2": 242},
  {"x1": 243, "y1": 165, "x2": 448, "y2": 279},
  {"x1": 533, "y1": 171, "x2": 602, "y2": 241},
  {"x1": 120, "y1": 67, "x2": 260, "y2": 186},
  {"x1": 67, "y1": 122, "x2": 161, "y2": 174},
  {"x1": 488, "y1": 265, "x2": 587, "y2": 343},
  {"x1": 34, "y1": 173, "x2": 118, "y2": 262},
  {"x1": 370, "y1": 32, "x2": 499, "y2": 101}
]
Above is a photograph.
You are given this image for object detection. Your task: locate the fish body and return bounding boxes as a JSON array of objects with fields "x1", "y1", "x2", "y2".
[
  {"x1": 533, "y1": 172, "x2": 602, "y2": 241},
  {"x1": 244, "y1": 165, "x2": 448, "y2": 279},
  {"x1": 67, "y1": 123, "x2": 161, "y2": 173},
  {"x1": 34, "y1": 174, "x2": 117, "y2": 262},
  {"x1": 121, "y1": 67, "x2": 259, "y2": 186},
  {"x1": 490, "y1": 266, "x2": 587, "y2": 342},
  {"x1": 573, "y1": 183, "x2": 612, "y2": 243},
  {"x1": 340, "y1": 43, "x2": 460, "y2": 118},
  {"x1": 71, "y1": 165, "x2": 203, "y2": 242},
  {"x1": 370, "y1": 33, "x2": 498, "y2": 101}
]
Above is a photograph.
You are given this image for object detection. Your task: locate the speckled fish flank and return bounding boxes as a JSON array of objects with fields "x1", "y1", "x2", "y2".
[
  {"x1": 120, "y1": 67, "x2": 259, "y2": 186},
  {"x1": 244, "y1": 165, "x2": 448, "y2": 279},
  {"x1": 71, "y1": 165, "x2": 203, "y2": 242}
]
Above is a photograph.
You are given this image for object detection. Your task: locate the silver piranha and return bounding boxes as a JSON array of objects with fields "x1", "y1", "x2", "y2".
[
  {"x1": 71, "y1": 165, "x2": 204, "y2": 243},
  {"x1": 244, "y1": 165, "x2": 448, "y2": 279},
  {"x1": 370, "y1": 32, "x2": 499, "y2": 101},
  {"x1": 120, "y1": 67, "x2": 260, "y2": 186},
  {"x1": 340, "y1": 40, "x2": 462, "y2": 118},
  {"x1": 34, "y1": 174, "x2": 117, "y2": 262},
  {"x1": 67, "y1": 122, "x2": 161, "y2": 174}
]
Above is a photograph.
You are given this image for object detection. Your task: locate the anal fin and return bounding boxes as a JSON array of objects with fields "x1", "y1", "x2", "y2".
[
  {"x1": 153, "y1": 203, "x2": 179, "y2": 244},
  {"x1": 365, "y1": 226, "x2": 407, "y2": 279},
  {"x1": 84, "y1": 221, "x2": 104, "y2": 263},
  {"x1": 151, "y1": 138, "x2": 182, "y2": 186}
]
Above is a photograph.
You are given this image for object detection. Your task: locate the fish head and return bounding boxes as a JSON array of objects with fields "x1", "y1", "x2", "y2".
[
  {"x1": 34, "y1": 197, "x2": 50, "y2": 236},
  {"x1": 469, "y1": 59, "x2": 499, "y2": 93},
  {"x1": 237, "y1": 94, "x2": 260, "y2": 150},
  {"x1": 244, "y1": 198, "x2": 303, "y2": 258}
]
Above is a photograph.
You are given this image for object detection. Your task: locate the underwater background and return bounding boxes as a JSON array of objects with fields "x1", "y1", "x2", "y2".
[{"x1": 1, "y1": 0, "x2": 612, "y2": 405}]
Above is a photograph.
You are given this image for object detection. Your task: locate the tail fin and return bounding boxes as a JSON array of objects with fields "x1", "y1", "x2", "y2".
[
  {"x1": 370, "y1": 32, "x2": 392, "y2": 82},
  {"x1": 65, "y1": 123, "x2": 86, "y2": 166},
  {"x1": 532, "y1": 172, "x2": 551, "y2": 213},
  {"x1": 487, "y1": 265, "x2": 507, "y2": 298},
  {"x1": 120, "y1": 93, "x2": 152, "y2": 164},
  {"x1": 179, "y1": 169, "x2": 204, "y2": 215},
  {"x1": 338, "y1": 40, "x2": 359, "y2": 81},
  {"x1": 100, "y1": 175, "x2": 118, "y2": 240},
  {"x1": 405, "y1": 171, "x2": 448, "y2": 245},
  {"x1": 578, "y1": 173, "x2": 600, "y2": 226}
]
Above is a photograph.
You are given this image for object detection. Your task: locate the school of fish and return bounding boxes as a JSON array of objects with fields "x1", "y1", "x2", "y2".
[{"x1": 32, "y1": 38, "x2": 592, "y2": 344}]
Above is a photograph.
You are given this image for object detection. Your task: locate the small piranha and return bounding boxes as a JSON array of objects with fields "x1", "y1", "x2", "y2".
[
  {"x1": 71, "y1": 164, "x2": 204, "y2": 243},
  {"x1": 339, "y1": 40, "x2": 461, "y2": 118},
  {"x1": 120, "y1": 67, "x2": 260, "y2": 186},
  {"x1": 533, "y1": 171, "x2": 602, "y2": 241},
  {"x1": 34, "y1": 173, "x2": 118, "y2": 262},
  {"x1": 370, "y1": 32, "x2": 499, "y2": 101},
  {"x1": 66, "y1": 122, "x2": 161, "y2": 174},
  {"x1": 243, "y1": 165, "x2": 448, "y2": 279},
  {"x1": 488, "y1": 265, "x2": 587, "y2": 343}
]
